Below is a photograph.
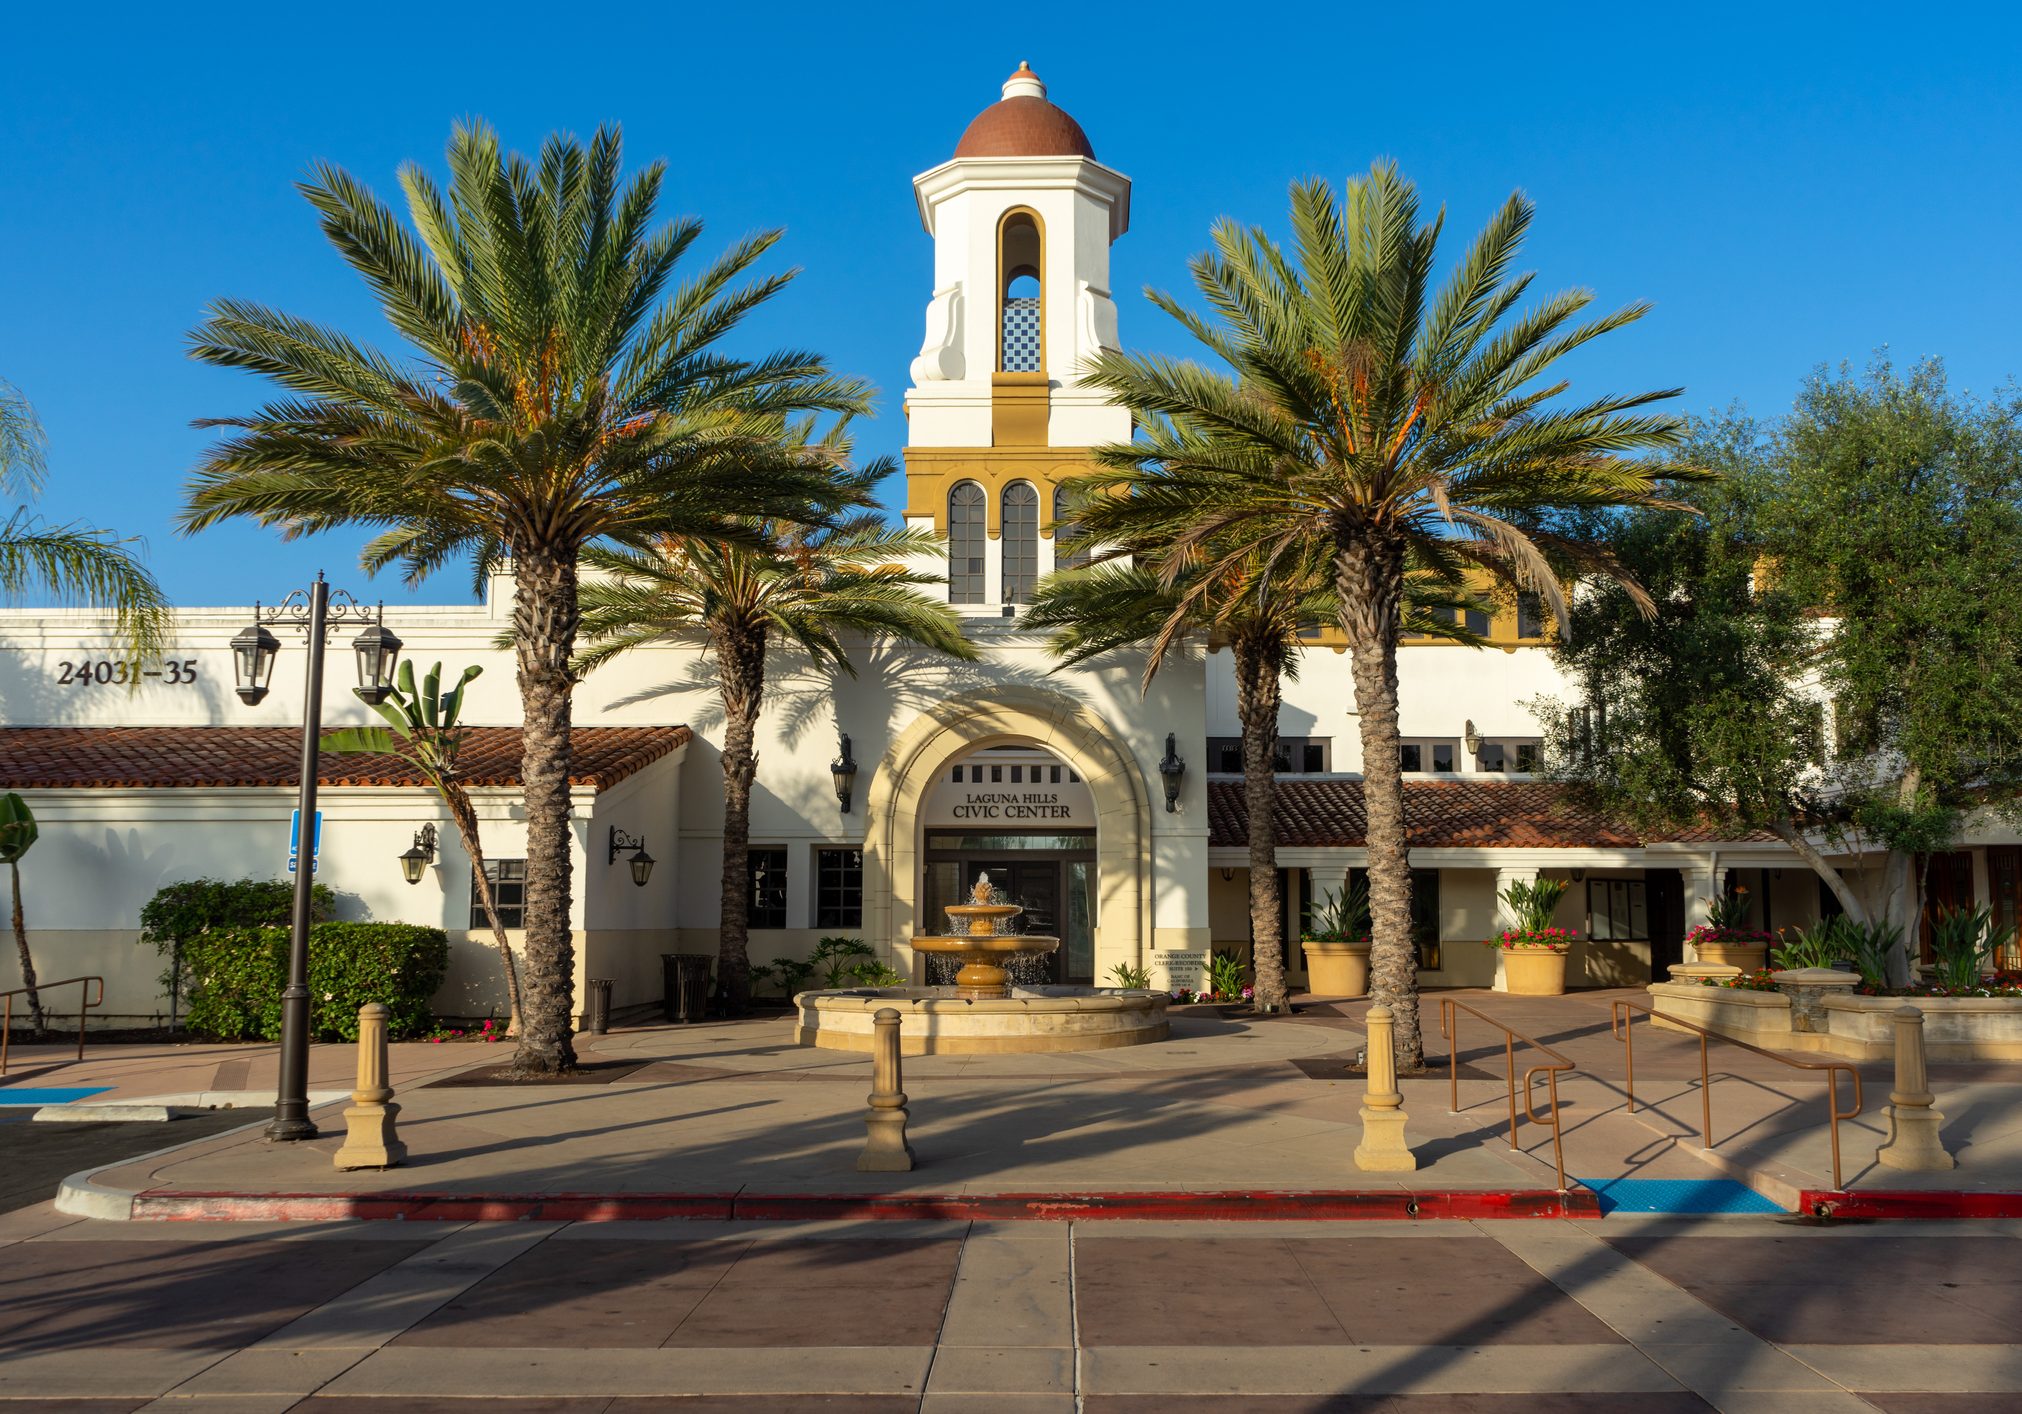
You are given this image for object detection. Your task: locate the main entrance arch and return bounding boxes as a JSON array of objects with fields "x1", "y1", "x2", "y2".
[{"x1": 861, "y1": 687, "x2": 1153, "y2": 980}]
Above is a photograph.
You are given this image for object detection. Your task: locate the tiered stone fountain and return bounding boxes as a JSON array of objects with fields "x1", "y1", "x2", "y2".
[{"x1": 794, "y1": 870, "x2": 1169, "y2": 1054}]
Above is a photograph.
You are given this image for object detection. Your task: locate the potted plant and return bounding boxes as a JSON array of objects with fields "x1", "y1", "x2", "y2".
[
  {"x1": 1690, "y1": 886, "x2": 1773, "y2": 971},
  {"x1": 1301, "y1": 878, "x2": 1372, "y2": 997},
  {"x1": 1491, "y1": 876, "x2": 1577, "y2": 996}
]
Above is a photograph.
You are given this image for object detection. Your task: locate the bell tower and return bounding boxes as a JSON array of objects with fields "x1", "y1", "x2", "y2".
[{"x1": 903, "y1": 63, "x2": 1132, "y2": 608}]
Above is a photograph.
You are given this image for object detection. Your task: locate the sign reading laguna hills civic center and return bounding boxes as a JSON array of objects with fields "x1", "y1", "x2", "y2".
[{"x1": 924, "y1": 755, "x2": 1095, "y2": 828}]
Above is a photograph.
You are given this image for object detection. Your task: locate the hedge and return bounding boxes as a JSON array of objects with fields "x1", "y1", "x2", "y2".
[{"x1": 179, "y1": 921, "x2": 448, "y2": 1042}]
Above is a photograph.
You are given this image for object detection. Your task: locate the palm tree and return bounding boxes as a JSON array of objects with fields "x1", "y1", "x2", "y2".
[
  {"x1": 574, "y1": 461, "x2": 976, "y2": 1012},
  {"x1": 1070, "y1": 165, "x2": 1699, "y2": 1066},
  {"x1": 324, "y1": 661, "x2": 524, "y2": 1033},
  {"x1": 1027, "y1": 551, "x2": 1484, "y2": 1013},
  {"x1": 179, "y1": 123, "x2": 872, "y2": 1074},
  {"x1": 0, "y1": 793, "x2": 45, "y2": 1036},
  {"x1": 0, "y1": 380, "x2": 170, "y2": 663}
]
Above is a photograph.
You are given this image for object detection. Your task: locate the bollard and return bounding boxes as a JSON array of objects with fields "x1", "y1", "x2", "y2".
[
  {"x1": 333, "y1": 1003, "x2": 407, "y2": 1171},
  {"x1": 1353, "y1": 1004, "x2": 1417, "y2": 1173},
  {"x1": 857, "y1": 1006, "x2": 915, "y2": 1172},
  {"x1": 1876, "y1": 1004, "x2": 1955, "y2": 1172}
]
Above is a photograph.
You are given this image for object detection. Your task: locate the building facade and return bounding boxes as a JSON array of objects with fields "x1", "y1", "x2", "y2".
[{"x1": 3, "y1": 67, "x2": 2019, "y2": 1026}]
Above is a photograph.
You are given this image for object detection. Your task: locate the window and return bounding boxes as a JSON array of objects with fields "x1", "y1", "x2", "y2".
[
  {"x1": 1515, "y1": 743, "x2": 1539, "y2": 773},
  {"x1": 1588, "y1": 878, "x2": 1649, "y2": 941},
  {"x1": 1400, "y1": 739, "x2": 1458, "y2": 773},
  {"x1": 1517, "y1": 592, "x2": 1544, "y2": 639},
  {"x1": 1476, "y1": 738, "x2": 1542, "y2": 774},
  {"x1": 1463, "y1": 608, "x2": 1491, "y2": 636},
  {"x1": 1206, "y1": 736, "x2": 1331, "y2": 773},
  {"x1": 1002, "y1": 482, "x2": 1038, "y2": 603},
  {"x1": 948, "y1": 481, "x2": 986, "y2": 604},
  {"x1": 471, "y1": 859, "x2": 526, "y2": 929},
  {"x1": 815, "y1": 847, "x2": 863, "y2": 929},
  {"x1": 749, "y1": 848, "x2": 788, "y2": 929},
  {"x1": 1054, "y1": 486, "x2": 1093, "y2": 570}
]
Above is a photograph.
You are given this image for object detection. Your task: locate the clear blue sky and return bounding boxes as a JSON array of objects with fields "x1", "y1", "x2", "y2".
[{"x1": 3, "y1": 2, "x2": 2017, "y2": 607}]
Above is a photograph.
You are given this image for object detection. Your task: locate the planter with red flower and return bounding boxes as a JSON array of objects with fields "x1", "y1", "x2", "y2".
[
  {"x1": 1489, "y1": 877, "x2": 1578, "y2": 996},
  {"x1": 1689, "y1": 887, "x2": 1771, "y2": 972}
]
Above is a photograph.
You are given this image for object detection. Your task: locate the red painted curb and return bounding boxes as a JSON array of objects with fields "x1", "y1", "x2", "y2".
[
  {"x1": 1799, "y1": 1189, "x2": 2022, "y2": 1220},
  {"x1": 129, "y1": 1186, "x2": 1601, "y2": 1223}
]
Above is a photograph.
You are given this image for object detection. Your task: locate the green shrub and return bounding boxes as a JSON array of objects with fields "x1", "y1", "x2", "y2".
[
  {"x1": 1928, "y1": 906, "x2": 2014, "y2": 992},
  {"x1": 1206, "y1": 948, "x2": 1248, "y2": 999},
  {"x1": 179, "y1": 921, "x2": 448, "y2": 1042},
  {"x1": 1770, "y1": 921, "x2": 1849, "y2": 972},
  {"x1": 140, "y1": 877, "x2": 336, "y2": 1003},
  {"x1": 1108, "y1": 962, "x2": 1153, "y2": 990}
]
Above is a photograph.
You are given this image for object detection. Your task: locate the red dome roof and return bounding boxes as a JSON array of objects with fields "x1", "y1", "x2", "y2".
[{"x1": 954, "y1": 63, "x2": 1095, "y2": 160}]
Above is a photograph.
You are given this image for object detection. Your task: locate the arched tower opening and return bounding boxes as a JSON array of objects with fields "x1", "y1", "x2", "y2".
[{"x1": 998, "y1": 209, "x2": 1043, "y2": 373}]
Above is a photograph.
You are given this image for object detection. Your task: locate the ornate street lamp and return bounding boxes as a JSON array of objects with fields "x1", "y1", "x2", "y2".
[
  {"x1": 399, "y1": 824, "x2": 438, "y2": 885},
  {"x1": 830, "y1": 734, "x2": 859, "y2": 814},
  {"x1": 232, "y1": 573, "x2": 401, "y2": 1142},
  {"x1": 1159, "y1": 732, "x2": 1186, "y2": 813},
  {"x1": 609, "y1": 827, "x2": 654, "y2": 887}
]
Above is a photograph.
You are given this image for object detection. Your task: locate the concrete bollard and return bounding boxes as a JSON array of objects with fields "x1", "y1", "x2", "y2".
[
  {"x1": 333, "y1": 1003, "x2": 407, "y2": 1171},
  {"x1": 857, "y1": 1006, "x2": 915, "y2": 1173},
  {"x1": 1353, "y1": 1004, "x2": 1417, "y2": 1173},
  {"x1": 1877, "y1": 1004, "x2": 1955, "y2": 1172}
]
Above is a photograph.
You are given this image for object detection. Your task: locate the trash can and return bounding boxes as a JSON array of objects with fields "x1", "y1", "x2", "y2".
[
  {"x1": 662, "y1": 953, "x2": 711, "y2": 1023},
  {"x1": 586, "y1": 978, "x2": 613, "y2": 1034}
]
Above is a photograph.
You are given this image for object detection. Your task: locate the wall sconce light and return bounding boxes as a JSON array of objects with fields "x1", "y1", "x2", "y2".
[
  {"x1": 1220, "y1": 867, "x2": 1235, "y2": 882},
  {"x1": 1463, "y1": 719, "x2": 1482, "y2": 756},
  {"x1": 399, "y1": 823, "x2": 437, "y2": 885},
  {"x1": 831, "y1": 734, "x2": 859, "y2": 814},
  {"x1": 1570, "y1": 867, "x2": 1585, "y2": 883},
  {"x1": 609, "y1": 827, "x2": 655, "y2": 888},
  {"x1": 1158, "y1": 732, "x2": 1186, "y2": 813}
]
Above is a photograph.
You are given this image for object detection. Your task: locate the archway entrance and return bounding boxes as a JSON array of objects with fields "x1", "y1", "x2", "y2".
[{"x1": 861, "y1": 688, "x2": 1152, "y2": 984}]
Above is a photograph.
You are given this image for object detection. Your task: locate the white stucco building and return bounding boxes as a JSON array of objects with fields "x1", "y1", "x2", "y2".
[{"x1": 3, "y1": 66, "x2": 2018, "y2": 1027}]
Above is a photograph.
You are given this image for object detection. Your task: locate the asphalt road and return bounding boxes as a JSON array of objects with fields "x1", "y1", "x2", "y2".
[{"x1": 0, "y1": 1108, "x2": 257, "y2": 1213}]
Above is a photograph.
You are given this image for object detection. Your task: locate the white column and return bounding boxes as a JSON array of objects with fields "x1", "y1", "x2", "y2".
[
  {"x1": 1684, "y1": 857, "x2": 1721, "y2": 963},
  {"x1": 1489, "y1": 865, "x2": 1539, "y2": 992}
]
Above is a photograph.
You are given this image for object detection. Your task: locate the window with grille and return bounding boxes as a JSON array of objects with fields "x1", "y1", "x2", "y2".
[
  {"x1": 748, "y1": 848, "x2": 788, "y2": 929},
  {"x1": 948, "y1": 482, "x2": 986, "y2": 604},
  {"x1": 1002, "y1": 482, "x2": 1038, "y2": 603},
  {"x1": 471, "y1": 859, "x2": 526, "y2": 929},
  {"x1": 1400, "y1": 739, "x2": 1458, "y2": 773},
  {"x1": 1206, "y1": 736, "x2": 1331, "y2": 773},
  {"x1": 1054, "y1": 486, "x2": 1093, "y2": 570},
  {"x1": 815, "y1": 847, "x2": 863, "y2": 929}
]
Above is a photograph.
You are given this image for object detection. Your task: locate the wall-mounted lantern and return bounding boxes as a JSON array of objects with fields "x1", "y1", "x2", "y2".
[
  {"x1": 609, "y1": 827, "x2": 654, "y2": 887},
  {"x1": 399, "y1": 823, "x2": 438, "y2": 885},
  {"x1": 1158, "y1": 732, "x2": 1186, "y2": 813},
  {"x1": 830, "y1": 734, "x2": 859, "y2": 815},
  {"x1": 1463, "y1": 719, "x2": 1482, "y2": 757}
]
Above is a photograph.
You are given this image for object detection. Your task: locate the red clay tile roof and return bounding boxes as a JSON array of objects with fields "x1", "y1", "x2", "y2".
[
  {"x1": 0, "y1": 726, "x2": 689, "y2": 792},
  {"x1": 1207, "y1": 777, "x2": 1764, "y2": 850}
]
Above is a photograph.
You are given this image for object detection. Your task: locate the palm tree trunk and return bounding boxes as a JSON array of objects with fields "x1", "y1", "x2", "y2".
[
  {"x1": 10, "y1": 860, "x2": 45, "y2": 1037},
  {"x1": 1336, "y1": 531, "x2": 1423, "y2": 1069},
  {"x1": 446, "y1": 781, "x2": 523, "y2": 1035},
  {"x1": 509, "y1": 547, "x2": 580, "y2": 1075},
  {"x1": 1232, "y1": 633, "x2": 1287, "y2": 1011},
  {"x1": 715, "y1": 621, "x2": 768, "y2": 1016}
]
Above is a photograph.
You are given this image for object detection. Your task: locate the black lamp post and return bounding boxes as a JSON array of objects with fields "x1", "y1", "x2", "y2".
[
  {"x1": 1158, "y1": 732, "x2": 1186, "y2": 813},
  {"x1": 830, "y1": 734, "x2": 859, "y2": 814},
  {"x1": 232, "y1": 573, "x2": 402, "y2": 1142}
]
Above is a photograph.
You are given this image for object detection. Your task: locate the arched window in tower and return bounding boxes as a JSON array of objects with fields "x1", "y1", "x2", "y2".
[
  {"x1": 999, "y1": 211, "x2": 1043, "y2": 373},
  {"x1": 1053, "y1": 485, "x2": 1093, "y2": 570},
  {"x1": 948, "y1": 481, "x2": 986, "y2": 605},
  {"x1": 1002, "y1": 482, "x2": 1039, "y2": 603}
]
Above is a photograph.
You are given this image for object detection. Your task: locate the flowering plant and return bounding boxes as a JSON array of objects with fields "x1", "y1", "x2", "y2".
[
  {"x1": 1169, "y1": 986, "x2": 1199, "y2": 1004},
  {"x1": 1490, "y1": 926, "x2": 1578, "y2": 950},
  {"x1": 1698, "y1": 968, "x2": 1779, "y2": 992},
  {"x1": 1686, "y1": 923, "x2": 1773, "y2": 947}
]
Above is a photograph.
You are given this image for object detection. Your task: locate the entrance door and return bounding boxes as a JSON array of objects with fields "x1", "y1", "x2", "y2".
[
  {"x1": 921, "y1": 831, "x2": 1097, "y2": 986},
  {"x1": 1646, "y1": 868, "x2": 1685, "y2": 979},
  {"x1": 1988, "y1": 848, "x2": 2020, "y2": 971}
]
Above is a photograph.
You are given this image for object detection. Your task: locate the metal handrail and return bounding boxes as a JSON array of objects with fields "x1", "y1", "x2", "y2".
[
  {"x1": 0, "y1": 975, "x2": 106, "y2": 1076},
  {"x1": 1609, "y1": 995, "x2": 1864, "y2": 1191},
  {"x1": 1437, "y1": 995, "x2": 1577, "y2": 1192}
]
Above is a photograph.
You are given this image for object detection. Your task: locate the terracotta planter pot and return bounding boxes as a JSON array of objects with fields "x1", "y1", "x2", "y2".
[
  {"x1": 1301, "y1": 939, "x2": 1371, "y2": 997},
  {"x1": 1501, "y1": 946, "x2": 1570, "y2": 996},
  {"x1": 1696, "y1": 941, "x2": 1768, "y2": 973}
]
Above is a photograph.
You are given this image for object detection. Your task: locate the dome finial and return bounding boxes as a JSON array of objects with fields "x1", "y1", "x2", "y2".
[{"x1": 1002, "y1": 62, "x2": 1046, "y2": 101}]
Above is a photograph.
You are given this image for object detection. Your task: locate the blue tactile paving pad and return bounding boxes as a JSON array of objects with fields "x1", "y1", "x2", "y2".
[
  {"x1": 1579, "y1": 1177, "x2": 1786, "y2": 1215},
  {"x1": 0, "y1": 1086, "x2": 113, "y2": 1106}
]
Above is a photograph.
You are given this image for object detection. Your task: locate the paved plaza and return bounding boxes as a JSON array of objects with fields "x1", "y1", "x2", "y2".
[{"x1": 7, "y1": 990, "x2": 2022, "y2": 1409}]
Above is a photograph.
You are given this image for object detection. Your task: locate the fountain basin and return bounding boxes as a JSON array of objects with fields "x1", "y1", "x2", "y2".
[{"x1": 795, "y1": 986, "x2": 1170, "y2": 1055}]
